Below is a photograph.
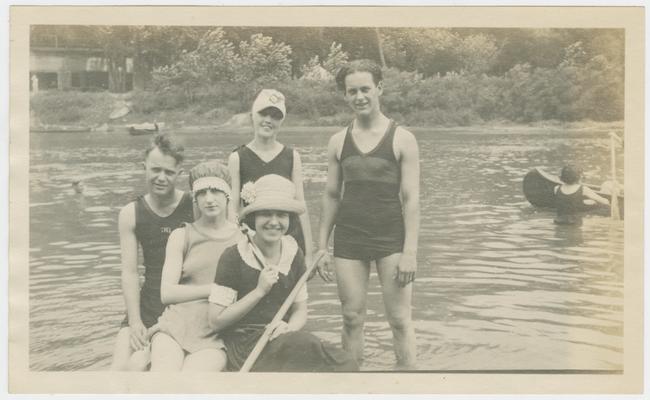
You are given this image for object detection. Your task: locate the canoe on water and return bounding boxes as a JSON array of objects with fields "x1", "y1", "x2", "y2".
[
  {"x1": 522, "y1": 168, "x2": 624, "y2": 218},
  {"x1": 128, "y1": 122, "x2": 159, "y2": 136}
]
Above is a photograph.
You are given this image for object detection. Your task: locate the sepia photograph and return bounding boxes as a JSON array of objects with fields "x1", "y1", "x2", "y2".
[{"x1": 8, "y1": 5, "x2": 644, "y2": 395}]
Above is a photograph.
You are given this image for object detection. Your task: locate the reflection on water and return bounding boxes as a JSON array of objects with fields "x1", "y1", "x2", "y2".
[{"x1": 29, "y1": 128, "x2": 624, "y2": 371}]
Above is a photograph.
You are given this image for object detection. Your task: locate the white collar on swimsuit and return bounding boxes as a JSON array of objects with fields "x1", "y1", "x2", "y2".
[{"x1": 236, "y1": 235, "x2": 298, "y2": 275}]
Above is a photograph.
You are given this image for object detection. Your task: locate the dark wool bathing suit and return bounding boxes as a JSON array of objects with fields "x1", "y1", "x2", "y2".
[
  {"x1": 333, "y1": 120, "x2": 405, "y2": 261},
  {"x1": 214, "y1": 240, "x2": 358, "y2": 372},
  {"x1": 121, "y1": 192, "x2": 194, "y2": 328},
  {"x1": 554, "y1": 185, "x2": 584, "y2": 226},
  {"x1": 236, "y1": 145, "x2": 306, "y2": 252}
]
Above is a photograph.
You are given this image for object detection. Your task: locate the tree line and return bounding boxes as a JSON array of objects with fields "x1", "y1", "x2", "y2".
[{"x1": 30, "y1": 26, "x2": 624, "y2": 124}]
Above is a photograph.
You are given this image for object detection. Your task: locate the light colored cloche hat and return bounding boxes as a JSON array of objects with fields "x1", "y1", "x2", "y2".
[
  {"x1": 251, "y1": 89, "x2": 286, "y2": 118},
  {"x1": 239, "y1": 174, "x2": 305, "y2": 219}
]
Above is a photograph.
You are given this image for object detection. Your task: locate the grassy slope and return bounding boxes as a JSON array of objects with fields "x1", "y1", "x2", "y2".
[{"x1": 29, "y1": 91, "x2": 624, "y2": 132}]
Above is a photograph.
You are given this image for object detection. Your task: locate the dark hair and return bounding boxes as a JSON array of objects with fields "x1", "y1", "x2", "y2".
[
  {"x1": 560, "y1": 165, "x2": 582, "y2": 184},
  {"x1": 335, "y1": 59, "x2": 383, "y2": 92},
  {"x1": 144, "y1": 133, "x2": 185, "y2": 164},
  {"x1": 189, "y1": 160, "x2": 230, "y2": 191},
  {"x1": 243, "y1": 211, "x2": 295, "y2": 233}
]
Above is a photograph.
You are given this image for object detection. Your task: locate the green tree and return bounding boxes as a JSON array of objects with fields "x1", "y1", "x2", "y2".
[
  {"x1": 90, "y1": 26, "x2": 132, "y2": 93},
  {"x1": 456, "y1": 34, "x2": 499, "y2": 74},
  {"x1": 130, "y1": 26, "x2": 206, "y2": 90},
  {"x1": 322, "y1": 42, "x2": 349, "y2": 76},
  {"x1": 236, "y1": 33, "x2": 293, "y2": 83},
  {"x1": 300, "y1": 55, "x2": 324, "y2": 80},
  {"x1": 381, "y1": 28, "x2": 461, "y2": 77}
]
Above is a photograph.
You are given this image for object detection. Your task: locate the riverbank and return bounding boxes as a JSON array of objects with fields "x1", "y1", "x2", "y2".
[
  {"x1": 30, "y1": 88, "x2": 624, "y2": 134},
  {"x1": 30, "y1": 119, "x2": 624, "y2": 136},
  {"x1": 29, "y1": 89, "x2": 623, "y2": 135}
]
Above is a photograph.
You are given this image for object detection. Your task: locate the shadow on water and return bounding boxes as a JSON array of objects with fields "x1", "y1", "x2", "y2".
[{"x1": 29, "y1": 129, "x2": 623, "y2": 371}]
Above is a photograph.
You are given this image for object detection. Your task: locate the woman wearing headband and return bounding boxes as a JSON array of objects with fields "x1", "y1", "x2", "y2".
[{"x1": 148, "y1": 161, "x2": 242, "y2": 371}]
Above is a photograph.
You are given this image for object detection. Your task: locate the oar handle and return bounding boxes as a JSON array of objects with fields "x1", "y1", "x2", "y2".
[
  {"x1": 609, "y1": 132, "x2": 621, "y2": 221},
  {"x1": 239, "y1": 251, "x2": 326, "y2": 373}
]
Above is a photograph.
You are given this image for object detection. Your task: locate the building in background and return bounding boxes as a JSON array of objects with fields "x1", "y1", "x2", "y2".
[{"x1": 30, "y1": 46, "x2": 133, "y2": 92}]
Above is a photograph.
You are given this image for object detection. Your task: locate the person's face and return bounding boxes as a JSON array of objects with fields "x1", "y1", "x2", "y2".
[
  {"x1": 254, "y1": 210, "x2": 290, "y2": 243},
  {"x1": 343, "y1": 71, "x2": 383, "y2": 117},
  {"x1": 143, "y1": 147, "x2": 181, "y2": 197},
  {"x1": 252, "y1": 107, "x2": 284, "y2": 138},
  {"x1": 194, "y1": 188, "x2": 228, "y2": 219},
  {"x1": 72, "y1": 181, "x2": 84, "y2": 194}
]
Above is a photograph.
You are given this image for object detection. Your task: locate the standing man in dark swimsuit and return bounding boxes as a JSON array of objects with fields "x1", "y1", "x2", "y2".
[
  {"x1": 317, "y1": 60, "x2": 420, "y2": 369},
  {"x1": 110, "y1": 133, "x2": 194, "y2": 370}
]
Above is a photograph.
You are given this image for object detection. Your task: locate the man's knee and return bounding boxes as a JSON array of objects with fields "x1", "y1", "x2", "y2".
[
  {"x1": 342, "y1": 307, "x2": 365, "y2": 329},
  {"x1": 386, "y1": 310, "x2": 412, "y2": 332}
]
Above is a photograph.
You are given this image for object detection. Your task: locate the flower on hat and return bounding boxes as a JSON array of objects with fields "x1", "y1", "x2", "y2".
[
  {"x1": 240, "y1": 182, "x2": 257, "y2": 206},
  {"x1": 239, "y1": 175, "x2": 306, "y2": 223}
]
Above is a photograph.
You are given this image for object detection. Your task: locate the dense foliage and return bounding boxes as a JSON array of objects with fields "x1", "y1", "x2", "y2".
[{"x1": 30, "y1": 26, "x2": 624, "y2": 125}]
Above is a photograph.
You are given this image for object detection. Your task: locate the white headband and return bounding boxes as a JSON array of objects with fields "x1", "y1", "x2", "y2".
[{"x1": 192, "y1": 177, "x2": 231, "y2": 198}]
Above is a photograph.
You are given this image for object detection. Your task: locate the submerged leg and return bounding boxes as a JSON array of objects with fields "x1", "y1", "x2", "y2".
[
  {"x1": 334, "y1": 257, "x2": 371, "y2": 366},
  {"x1": 377, "y1": 253, "x2": 417, "y2": 369}
]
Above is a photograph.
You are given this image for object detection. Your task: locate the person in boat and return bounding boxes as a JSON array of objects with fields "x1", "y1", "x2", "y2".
[
  {"x1": 316, "y1": 59, "x2": 420, "y2": 369},
  {"x1": 110, "y1": 133, "x2": 194, "y2": 370},
  {"x1": 147, "y1": 161, "x2": 242, "y2": 371},
  {"x1": 207, "y1": 174, "x2": 358, "y2": 372},
  {"x1": 227, "y1": 89, "x2": 314, "y2": 267},
  {"x1": 554, "y1": 165, "x2": 610, "y2": 226}
]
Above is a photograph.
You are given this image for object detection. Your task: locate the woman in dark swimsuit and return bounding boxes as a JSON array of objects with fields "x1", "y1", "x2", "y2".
[
  {"x1": 227, "y1": 89, "x2": 314, "y2": 266},
  {"x1": 554, "y1": 165, "x2": 610, "y2": 225},
  {"x1": 208, "y1": 174, "x2": 357, "y2": 372}
]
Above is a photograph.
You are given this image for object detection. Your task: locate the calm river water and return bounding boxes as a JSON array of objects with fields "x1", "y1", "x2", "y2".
[{"x1": 29, "y1": 127, "x2": 624, "y2": 371}]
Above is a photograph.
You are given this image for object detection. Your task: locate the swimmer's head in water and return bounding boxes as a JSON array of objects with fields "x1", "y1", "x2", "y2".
[
  {"x1": 71, "y1": 180, "x2": 84, "y2": 193},
  {"x1": 560, "y1": 165, "x2": 582, "y2": 184}
]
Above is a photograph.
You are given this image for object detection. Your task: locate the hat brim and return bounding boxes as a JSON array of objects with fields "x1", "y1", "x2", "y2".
[
  {"x1": 256, "y1": 105, "x2": 285, "y2": 119},
  {"x1": 240, "y1": 198, "x2": 305, "y2": 220}
]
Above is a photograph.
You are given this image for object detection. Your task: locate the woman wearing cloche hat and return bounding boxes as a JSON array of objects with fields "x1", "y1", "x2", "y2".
[
  {"x1": 208, "y1": 174, "x2": 357, "y2": 372},
  {"x1": 227, "y1": 89, "x2": 315, "y2": 270}
]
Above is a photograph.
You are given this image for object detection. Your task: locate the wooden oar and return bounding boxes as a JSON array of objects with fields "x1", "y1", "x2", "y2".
[
  {"x1": 239, "y1": 250, "x2": 327, "y2": 373},
  {"x1": 240, "y1": 224, "x2": 270, "y2": 271},
  {"x1": 609, "y1": 132, "x2": 622, "y2": 221}
]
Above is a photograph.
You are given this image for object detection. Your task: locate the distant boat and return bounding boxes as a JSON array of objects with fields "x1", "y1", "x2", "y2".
[
  {"x1": 522, "y1": 167, "x2": 624, "y2": 218},
  {"x1": 128, "y1": 122, "x2": 158, "y2": 136}
]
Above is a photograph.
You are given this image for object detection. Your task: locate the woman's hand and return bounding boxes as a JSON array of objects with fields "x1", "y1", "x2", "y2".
[
  {"x1": 128, "y1": 318, "x2": 148, "y2": 351},
  {"x1": 256, "y1": 267, "x2": 279, "y2": 295},
  {"x1": 315, "y1": 249, "x2": 334, "y2": 283},
  {"x1": 268, "y1": 320, "x2": 290, "y2": 341}
]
